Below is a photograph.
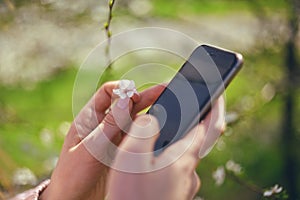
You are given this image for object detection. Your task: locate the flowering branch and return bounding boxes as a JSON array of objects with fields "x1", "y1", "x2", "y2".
[
  {"x1": 226, "y1": 170, "x2": 262, "y2": 194},
  {"x1": 104, "y1": 0, "x2": 116, "y2": 69},
  {"x1": 212, "y1": 160, "x2": 288, "y2": 199}
]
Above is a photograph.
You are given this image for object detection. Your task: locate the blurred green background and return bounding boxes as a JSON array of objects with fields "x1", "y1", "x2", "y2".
[{"x1": 0, "y1": 0, "x2": 299, "y2": 199}]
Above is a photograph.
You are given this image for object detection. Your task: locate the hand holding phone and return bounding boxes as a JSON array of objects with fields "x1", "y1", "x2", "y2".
[
  {"x1": 147, "y1": 44, "x2": 243, "y2": 155},
  {"x1": 108, "y1": 97, "x2": 225, "y2": 199}
]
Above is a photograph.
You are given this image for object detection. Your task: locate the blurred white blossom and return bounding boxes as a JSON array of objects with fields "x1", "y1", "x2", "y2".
[
  {"x1": 216, "y1": 138, "x2": 226, "y2": 151},
  {"x1": 261, "y1": 83, "x2": 276, "y2": 102},
  {"x1": 263, "y1": 184, "x2": 283, "y2": 197},
  {"x1": 225, "y1": 160, "x2": 242, "y2": 175},
  {"x1": 212, "y1": 166, "x2": 225, "y2": 186},
  {"x1": 58, "y1": 121, "x2": 71, "y2": 137},
  {"x1": 43, "y1": 156, "x2": 59, "y2": 172},
  {"x1": 40, "y1": 128, "x2": 54, "y2": 146},
  {"x1": 225, "y1": 111, "x2": 239, "y2": 124},
  {"x1": 129, "y1": 0, "x2": 152, "y2": 17},
  {"x1": 240, "y1": 95, "x2": 255, "y2": 111},
  {"x1": 12, "y1": 168, "x2": 37, "y2": 186}
]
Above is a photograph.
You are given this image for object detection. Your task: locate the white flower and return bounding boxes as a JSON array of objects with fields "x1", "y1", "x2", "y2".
[
  {"x1": 225, "y1": 160, "x2": 242, "y2": 175},
  {"x1": 263, "y1": 184, "x2": 283, "y2": 197},
  {"x1": 193, "y1": 196, "x2": 204, "y2": 200},
  {"x1": 12, "y1": 168, "x2": 37, "y2": 186},
  {"x1": 113, "y1": 80, "x2": 137, "y2": 99},
  {"x1": 212, "y1": 166, "x2": 225, "y2": 186}
]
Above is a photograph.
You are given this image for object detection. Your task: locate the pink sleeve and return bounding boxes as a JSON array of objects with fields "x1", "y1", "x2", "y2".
[{"x1": 9, "y1": 179, "x2": 50, "y2": 200}]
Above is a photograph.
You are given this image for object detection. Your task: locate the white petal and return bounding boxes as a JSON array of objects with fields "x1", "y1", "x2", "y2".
[
  {"x1": 263, "y1": 190, "x2": 273, "y2": 197},
  {"x1": 127, "y1": 80, "x2": 135, "y2": 90},
  {"x1": 119, "y1": 80, "x2": 131, "y2": 89},
  {"x1": 226, "y1": 160, "x2": 242, "y2": 175},
  {"x1": 119, "y1": 92, "x2": 127, "y2": 99},
  {"x1": 127, "y1": 91, "x2": 134, "y2": 97},
  {"x1": 113, "y1": 89, "x2": 121, "y2": 95},
  {"x1": 212, "y1": 166, "x2": 225, "y2": 186},
  {"x1": 274, "y1": 186, "x2": 283, "y2": 193}
]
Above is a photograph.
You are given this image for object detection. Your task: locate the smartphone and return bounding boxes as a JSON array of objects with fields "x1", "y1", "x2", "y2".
[{"x1": 147, "y1": 44, "x2": 243, "y2": 155}]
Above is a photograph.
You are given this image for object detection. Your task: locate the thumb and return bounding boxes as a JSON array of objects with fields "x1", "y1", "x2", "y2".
[
  {"x1": 121, "y1": 114, "x2": 160, "y2": 153},
  {"x1": 102, "y1": 97, "x2": 135, "y2": 139},
  {"x1": 111, "y1": 114, "x2": 160, "y2": 173}
]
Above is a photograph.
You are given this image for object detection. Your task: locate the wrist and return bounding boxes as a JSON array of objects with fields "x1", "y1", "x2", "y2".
[{"x1": 10, "y1": 179, "x2": 50, "y2": 200}]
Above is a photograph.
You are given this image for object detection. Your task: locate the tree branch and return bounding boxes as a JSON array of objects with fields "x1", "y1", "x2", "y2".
[{"x1": 104, "y1": 0, "x2": 116, "y2": 69}]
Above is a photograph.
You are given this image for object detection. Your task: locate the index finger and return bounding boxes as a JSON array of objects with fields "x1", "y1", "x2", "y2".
[
  {"x1": 176, "y1": 96, "x2": 225, "y2": 161},
  {"x1": 95, "y1": 81, "x2": 139, "y2": 119},
  {"x1": 131, "y1": 83, "x2": 166, "y2": 115},
  {"x1": 71, "y1": 81, "x2": 139, "y2": 141},
  {"x1": 156, "y1": 96, "x2": 225, "y2": 170}
]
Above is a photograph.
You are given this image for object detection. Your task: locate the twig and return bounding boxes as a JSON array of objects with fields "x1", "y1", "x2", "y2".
[
  {"x1": 104, "y1": 0, "x2": 116, "y2": 69},
  {"x1": 226, "y1": 170, "x2": 263, "y2": 195},
  {"x1": 4, "y1": 0, "x2": 15, "y2": 11}
]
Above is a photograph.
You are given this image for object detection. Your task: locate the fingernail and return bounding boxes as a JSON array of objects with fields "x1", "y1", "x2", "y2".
[{"x1": 117, "y1": 98, "x2": 129, "y2": 110}]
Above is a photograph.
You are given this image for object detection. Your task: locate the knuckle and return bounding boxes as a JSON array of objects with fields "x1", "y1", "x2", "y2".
[{"x1": 103, "y1": 111, "x2": 116, "y2": 127}]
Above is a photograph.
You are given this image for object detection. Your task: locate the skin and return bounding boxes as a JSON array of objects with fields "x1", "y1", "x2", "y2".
[
  {"x1": 107, "y1": 97, "x2": 225, "y2": 200},
  {"x1": 40, "y1": 81, "x2": 165, "y2": 200},
  {"x1": 40, "y1": 81, "x2": 225, "y2": 200}
]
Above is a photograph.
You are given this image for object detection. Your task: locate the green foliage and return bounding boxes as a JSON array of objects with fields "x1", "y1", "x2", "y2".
[
  {"x1": 196, "y1": 45, "x2": 299, "y2": 199},
  {"x1": 1, "y1": 0, "x2": 299, "y2": 199},
  {"x1": 0, "y1": 68, "x2": 76, "y2": 187},
  {"x1": 150, "y1": 0, "x2": 288, "y2": 18}
]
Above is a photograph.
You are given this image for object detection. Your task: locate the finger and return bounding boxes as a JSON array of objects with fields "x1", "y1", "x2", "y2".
[
  {"x1": 198, "y1": 96, "x2": 225, "y2": 158},
  {"x1": 95, "y1": 81, "x2": 138, "y2": 120},
  {"x1": 190, "y1": 171, "x2": 201, "y2": 199},
  {"x1": 202, "y1": 95, "x2": 226, "y2": 133},
  {"x1": 81, "y1": 97, "x2": 135, "y2": 165},
  {"x1": 71, "y1": 81, "x2": 119, "y2": 140},
  {"x1": 157, "y1": 124, "x2": 205, "y2": 170},
  {"x1": 188, "y1": 96, "x2": 225, "y2": 158},
  {"x1": 102, "y1": 97, "x2": 134, "y2": 138},
  {"x1": 121, "y1": 114, "x2": 160, "y2": 153},
  {"x1": 73, "y1": 81, "x2": 140, "y2": 139},
  {"x1": 171, "y1": 95, "x2": 225, "y2": 161},
  {"x1": 111, "y1": 115, "x2": 160, "y2": 172},
  {"x1": 131, "y1": 84, "x2": 166, "y2": 115},
  {"x1": 103, "y1": 83, "x2": 164, "y2": 134}
]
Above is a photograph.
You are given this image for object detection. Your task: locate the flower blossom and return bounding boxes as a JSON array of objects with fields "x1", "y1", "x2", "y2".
[
  {"x1": 225, "y1": 160, "x2": 242, "y2": 175},
  {"x1": 263, "y1": 184, "x2": 283, "y2": 197},
  {"x1": 113, "y1": 80, "x2": 137, "y2": 99},
  {"x1": 212, "y1": 166, "x2": 225, "y2": 186}
]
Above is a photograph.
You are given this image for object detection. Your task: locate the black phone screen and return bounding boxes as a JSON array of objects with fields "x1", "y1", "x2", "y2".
[{"x1": 148, "y1": 45, "x2": 240, "y2": 154}]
